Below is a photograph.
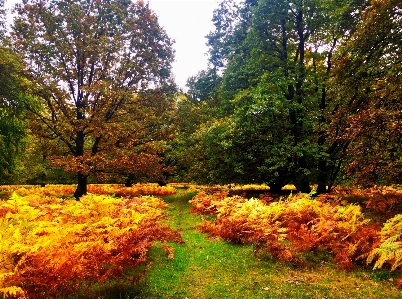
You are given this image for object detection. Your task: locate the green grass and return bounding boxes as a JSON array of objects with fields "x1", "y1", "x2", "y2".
[{"x1": 82, "y1": 190, "x2": 402, "y2": 299}]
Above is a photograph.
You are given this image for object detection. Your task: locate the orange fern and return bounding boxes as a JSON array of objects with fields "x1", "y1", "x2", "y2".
[{"x1": 0, "y1": 193, "x2": 180, "y2": 298}]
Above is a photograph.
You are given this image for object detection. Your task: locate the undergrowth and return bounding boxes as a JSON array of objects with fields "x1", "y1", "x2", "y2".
[
  {"x1": 1, "y1": 185, "x2": 402, "y2": 298},
  {"x1": 126, "y1": 189, "x2": 402, "y2": 299}
]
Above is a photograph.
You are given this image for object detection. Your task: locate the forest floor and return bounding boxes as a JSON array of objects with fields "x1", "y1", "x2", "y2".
[{"x1": 89, "y1": 189, "x2": 402, "y2": 299}]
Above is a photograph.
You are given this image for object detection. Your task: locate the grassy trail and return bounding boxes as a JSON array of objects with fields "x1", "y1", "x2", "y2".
[{"x1": 128, "y1": 191, "x2": 402, "y2": 299}]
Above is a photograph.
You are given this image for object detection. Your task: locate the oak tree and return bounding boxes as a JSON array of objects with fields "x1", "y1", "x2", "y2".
[{"x1": 11, "y1": 0, "x2": 175, "y2": 197}]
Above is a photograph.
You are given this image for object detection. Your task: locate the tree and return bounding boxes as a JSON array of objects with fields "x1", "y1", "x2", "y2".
[
  {"x1": 0, "y1": 0, "x2": 38, "y2": 184},
  {"x1": 12, "y1": 133, "x2": 76, "y2": 185},
  {"x1": 0, "y1": 44, "x2": 29, "y2": 183},
  {"x1": 11, "y1": 0, "x2": 175, "y2": 198},
  {"x1": 330, "y1": 0, "x2": 402, "y2": 187},
  {"x1": 0, "y1": 0, "x2": 29, "y2": 184},
  {"x1": 186, "y1": 68, "x2": 221, "y2": 105},
  {"x1": 0, "y1": 0, "x2": 5, "y2": 40},
  {"x1": 190, "y1": 0, "x2": 368, "y2": 192}
]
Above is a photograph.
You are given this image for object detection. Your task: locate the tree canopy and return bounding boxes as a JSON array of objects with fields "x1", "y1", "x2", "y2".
[
  {"x1": 0, "y1": 46, "x2": 28, "y2": 183},
  {"x1": 170, "y1": 0, "x2": 401, "y2": 192},
  {"x1": 0, "y1": 0, "x2": 33, "y2": 183},
  {"x1": 174, "y1": 0, "x2": 367, "y2": 192},
  {"x1": 11, "y1": 0, "x2": 176, "y2": 197},
  {"x1": 0, "y1": 0, "x2": 400, "y2": 192},
  {"x1": 330, "y1": 0, "x2": 402, "y2": 187}
]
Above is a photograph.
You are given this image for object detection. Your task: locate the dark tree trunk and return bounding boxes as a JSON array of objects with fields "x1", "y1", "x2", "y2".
[
  {"x1": 316, "y1": 159, "x2": 328, "y2": 194},
  {"x1": 73, "y1": 89, "x2": 87, "y2": 199},
  {"x1": 316, "y1": 183, "x2": 327, "y2": 194},
  {"x1": 315, "y1": 38, "x2": 337, "y2": 196},
  {"x1": 269, "y1": 177, "x2": 285, "y2": 193},
  {"x1": 295, "y1": 178, "x2": 311, "y2": 194},
  {"x1": 316, "y1": 122, "x2": 329, "y2": 194},
  {"x1": 74, "y1": 172, "x2": 87, "y2": 199},
  {"x1": 125, "y1": 181, "x2": 133, "y2": 187},
  {"x1": 295, "y1": 156, "x2": 311, "y2": 194},
  {"x1": 125, "y1": 175, "x2": 134, "y2": 187}
]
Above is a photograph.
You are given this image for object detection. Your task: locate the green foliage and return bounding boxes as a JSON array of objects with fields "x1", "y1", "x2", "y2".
[
  {"x1": 166, "y1": 94, "x2": 216, "y2": 182},
  {"x1": 186, "y1": 68, "x2": 222, "y2": 104},
  {"x1": 0, "y1": 46, "x2": 30, "y2": 183},
  {"x1": 173, "y1": 0, "x2": 371, "y2": 192}
]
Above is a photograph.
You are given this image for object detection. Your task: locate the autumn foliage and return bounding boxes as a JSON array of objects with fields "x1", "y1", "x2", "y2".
[
  {"x1": 0, "y1": 184, "x2": 176, "y2": 201},
  {"x1": 0, "y1": 191, "x2": 180, "y2": 298},
  {"x1": 190, "y1": 186, "x2": 402, "y2": 282},
  {"x1": 191, "y1": 191, "x2": 382, "y2": 269},
  {"x1": 330, "y1": 186, "x2": 402, "y2": 215},
  {"x1": 87, "y1": 184, "x2": 176, "y2": 198},
  {"x1": 368, "y1": 213, "x2": 402, "y2": 269}
]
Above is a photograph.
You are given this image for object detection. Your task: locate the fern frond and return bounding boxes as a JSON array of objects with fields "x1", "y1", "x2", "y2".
[{"x1": 368, "y1": 214, "x2": 402, "y2": 271}]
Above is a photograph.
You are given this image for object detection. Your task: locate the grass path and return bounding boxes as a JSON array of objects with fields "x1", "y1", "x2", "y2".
[{"x1": 127, "y1": 191, "x2": 402, "y2": 299}]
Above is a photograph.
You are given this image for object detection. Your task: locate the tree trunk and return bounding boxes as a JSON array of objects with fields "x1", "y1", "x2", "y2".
[
  {"x1": 74, "y1": 124, "x2": 86, "y2": 199},
  {"x1": 315, "y1": 39, "x2": 337, "y2": 196},
  {"x1": 316, "y1": 159, "x2": 328, "y2": 194},
  {"x1": 125, "y1": 174, "x2": 133, "y2": 187},
  {"x1": 316, "y1": 183, "x2": 327, "y2": 194},
  {"x1": 295, "y1": 156, "x2": 311, "y2": 194},
  {"x1": 295, "y1": 178, "x2": 311, "y2": 194},
  {"x1": 74, "y1": 172, "x2": 87, "y2": 199},
  {"x1": 269, "y1": 176, "x2": 285, "y2": 193}
]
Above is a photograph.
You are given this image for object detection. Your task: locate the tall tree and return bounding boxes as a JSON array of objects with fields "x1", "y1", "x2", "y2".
[
  {"x1": 11, "y1": 0, "x2": 175, "y2": 198},
  {"x1": 0, "y1": 0, "x2": 33, "y2": 184},
  {"x1": 0, "y1": 0, "x2": 33, "y2": 183},
  {"x1": 330, "y1": 0, "x2": 402, "y2": 187},
  {"x1": 189, "y1": 0, "x2": 369, "y2": 192},
  {"x1": 0, "y1": 46, "x2": 28, "y2": 183}
]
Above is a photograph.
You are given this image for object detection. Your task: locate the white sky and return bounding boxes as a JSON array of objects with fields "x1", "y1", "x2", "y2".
[
  {"x1": 148, "y1": 0, "x2": 219, "y2": 89},
  {"x1": 4, "y1": 0, "x2": 221, "y2": 90}
]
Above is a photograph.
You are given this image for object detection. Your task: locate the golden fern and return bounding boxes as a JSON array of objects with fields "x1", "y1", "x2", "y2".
[
  {"x1": 0, "y1": 192, "x2": 179, "y2": 298},
  {"x1": 367, "y1": 214, "x2": 402, "y2": 271},
  {"x1": 191, "y1": 191, "x2": 378, "y2": 268}
]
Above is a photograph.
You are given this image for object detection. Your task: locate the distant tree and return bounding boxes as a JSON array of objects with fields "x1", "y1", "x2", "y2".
[
  {"x1": 186, "y1": 68, "x2": 221, "y2": 105},
  {"x1": 11, "y1": 0, "x2": 175, "y2": 198},
  {"x1": 12, "y1": 133, "x2": 76, "y2": 185},
  {"x1": 166, "y1": 66, "x2": 226, "y2": 183},
  {"x1": 0, "y1": 0, "x2": 33, "y2": 184},
  {"x1": 0, "y1": 0, "x2": 5, "y2": 40}
]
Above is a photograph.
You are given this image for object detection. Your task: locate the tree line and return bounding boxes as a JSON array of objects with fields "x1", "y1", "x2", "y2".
[{"x1": 0, "y1": 0, "x2": 401, "y2": 198}]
